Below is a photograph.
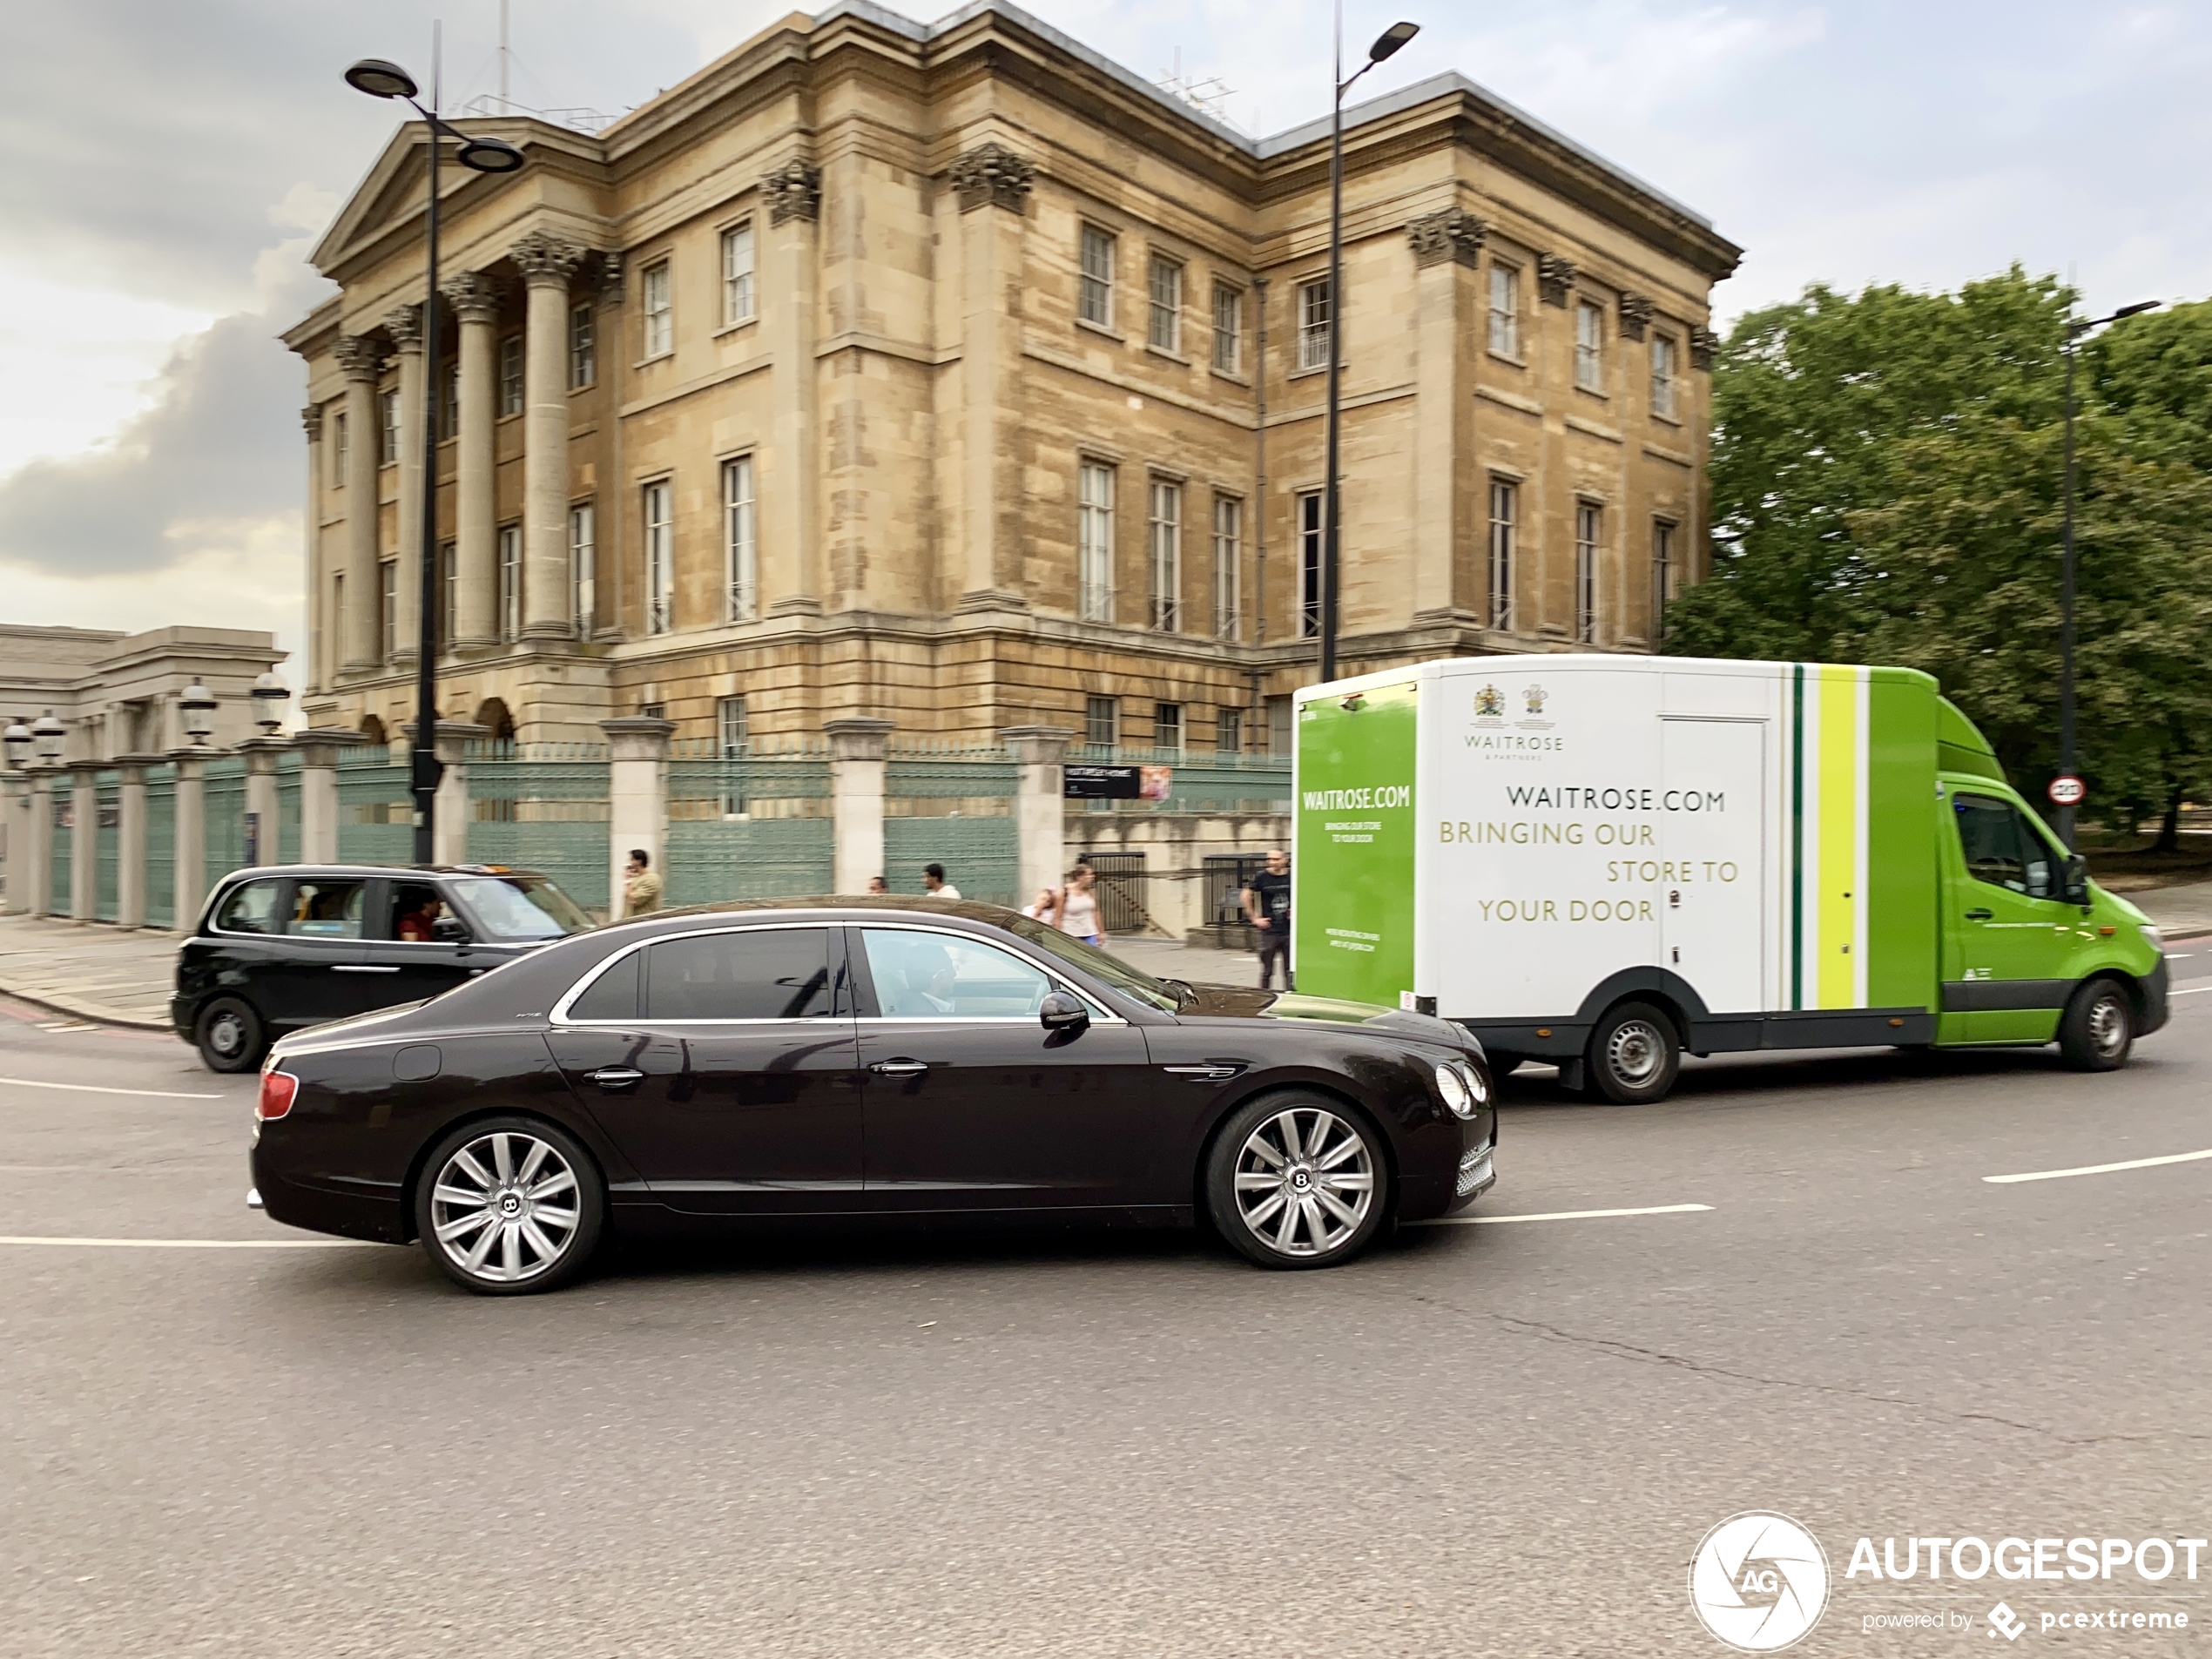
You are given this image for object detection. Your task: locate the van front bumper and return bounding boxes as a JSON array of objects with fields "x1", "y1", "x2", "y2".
[{"x1": 2137, "y1": 956, "x2": 2170, "y2": 1035}]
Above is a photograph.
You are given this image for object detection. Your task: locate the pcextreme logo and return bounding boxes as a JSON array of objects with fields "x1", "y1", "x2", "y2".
[{"x1": 1690, "y1": 1512, "x2": 1832, "y2": 1652}]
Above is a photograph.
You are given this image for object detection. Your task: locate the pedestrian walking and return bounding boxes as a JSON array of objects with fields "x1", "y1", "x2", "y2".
[
  {"x1": 1022, "y1": 885, "x2": 1062, "y2": 921},
  {"x1": 867, "y1": 875, "x2": 888, "y2": 894},
  {"x1": 1057, "y1": 865, "x2": 1103, "y2": 946},
  {"x1": 1243, "y1": 848, "x2": 1292, "y2": 991},
  {"x1": 922, "y1": 863, "x2": 961, "y2": 900},
  {"x1": 624, "y1": 848, "x2": 664, "y2": 916}
]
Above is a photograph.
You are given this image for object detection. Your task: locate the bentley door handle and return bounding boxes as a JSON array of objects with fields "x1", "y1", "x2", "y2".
[
  {"x1": 584, "y1": 1066, "x2": 645, "y2": 1089},
  {"x1": 869, "y1": 1059, "x2": 929, "y2": 1077},
  {"x1": 1963, "y1": 908, "x2": 1993, "y2": 921}
]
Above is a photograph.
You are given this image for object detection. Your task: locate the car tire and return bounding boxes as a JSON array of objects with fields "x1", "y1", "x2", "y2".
[
  {"x1": 1204, "y1": 1091, "x2": 1390, "y2": 1271},
  {"x1": 194, "y1": 996, "x2": 266, "y2": 1074},
  {"x1": 413, "y1": 1116, "x2": 605, "y2": 1296},
  {"x1": 2058, "y1": 978, "x2": 2134, "y2": 1072},
  {"x1": 1585, "y1": 1001, "x2": 1681, "y2": 1104}
]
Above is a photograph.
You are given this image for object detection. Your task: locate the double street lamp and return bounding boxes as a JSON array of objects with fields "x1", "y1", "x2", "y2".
[
  {"x1": 2053, "y1": 297, "x2": 2161, "y2": 848},
  {"x1": 1318, "y1": 16, "x2": 1419, "y2": 686},
  {"x1": 343, "y1": 57, "x2": 524, "y2": 863}
]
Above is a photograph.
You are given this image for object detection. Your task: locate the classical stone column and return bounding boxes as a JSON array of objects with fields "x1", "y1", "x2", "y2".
[
  {"x1": 301, "y1": 404, "x2": 325, "y2": 690},
  {"x1": 403, "y1": 720, "x2": 489, "y2": 866},
  {"x1": 115, "y1": 756, "x2": 156, "y2": 927},
  {"x1": 296, "y1": 728, "x2": 368, "y2": 862},
  {"x1": 1, "y1": 771, "x2": 34, "y2": 917},
  {"x1": 238, "y1": 738, "x2": 287, "y2": 867},
  {"x1": 385, "y1": 303, "x2": 426, "y2": 665},
  {"x1": 1407, "y1": 208, "x2": 1486, "y2": 622},
  {"x1": 1000, "y1": 725, "x2": 1072, "y2": 907},
  {"x1": 601, "y1": 717, "x2": 675, "y2": 917},
  {"x1": 168, "y1": 747, "x2": 208, "y2": 928},
  {"x1": 24, "y1": 767, "x2": 56, "y2": 919},
  {"x1": 335, "y1": 334, "x2": 386, "y2": 671},
  {"x1": 948, "y1": 143, "x2": 1035, "y2": 613},
  {"x1": 513, "y1": 230, "x2": 587, "y2": 639},
  {"x1": 69, "y1": 759, "x2": 98, "y2": 921},
  {"x1": 445, "y1": 273, "x2": 501, "y2": 651},
  {"x1": 760, "y1": 159, "x2": 823, "y2": 615},
  {"x1": 825, "y1": 718, "x2": 894, "y2": 895}
]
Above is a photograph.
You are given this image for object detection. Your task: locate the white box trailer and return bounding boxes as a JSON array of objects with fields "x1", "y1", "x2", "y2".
[{"x1": 1291, "y1": 655, "x2": 2166, "y2": 1101}]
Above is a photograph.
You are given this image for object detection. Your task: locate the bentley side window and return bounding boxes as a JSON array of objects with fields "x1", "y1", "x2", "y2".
[
  {"x1": 860, "y1": 929, "x2": 1053, "y2": 1019},
  {"x1": 643, "y1": 929, "x2": 837, "y2": 1021},
  {"x1": 569, "y1": 949, "x2": 642, "y2": 1022}
]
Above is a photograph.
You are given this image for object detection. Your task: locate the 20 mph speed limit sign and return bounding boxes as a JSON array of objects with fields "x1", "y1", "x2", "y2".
[{"x1": 2049, "y1": 774, "x2": 2087, "y2": 807}]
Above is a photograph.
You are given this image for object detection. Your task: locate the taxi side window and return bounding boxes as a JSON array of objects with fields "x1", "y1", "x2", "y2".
[
  {"x1": 1953, "y1": 793, "x2": 2058, "y2": 900},
  {"x1": 386, "y1": 882, "x2": 448, "y2": 943},
  {"x1": 214, "y1": 880, "x2": 287, "y2": 935},
  {"x1": 287, "y1": 880, "x2": 367, "y2": 938}
]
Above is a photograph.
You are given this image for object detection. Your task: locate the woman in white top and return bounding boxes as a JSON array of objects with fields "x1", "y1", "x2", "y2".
[
  {"x1": 1021, "y1": 886, "x2": 1061, "y2": 921},
  {"x1": 1055, "y1": 866, "x2": 1103, "y2": 946}
]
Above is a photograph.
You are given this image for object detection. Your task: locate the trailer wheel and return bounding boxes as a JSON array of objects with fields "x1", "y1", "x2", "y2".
[
  {"x1": 2057, "y1": 977, "x2": 2134, "y2": 1072},
  {"x1": 1585, "y1": 1001, "x2": 1680, "y2": 1104}
]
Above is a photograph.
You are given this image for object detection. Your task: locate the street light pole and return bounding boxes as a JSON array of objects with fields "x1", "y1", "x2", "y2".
[
  {"x1": 1319, "y1": 14, "x2": 1419, "y2": 687},
  {"x1": 2054, "y1": 297, "x2": 2159, "y2": 848},
  {"x1": 344, "y1": 58, "x2": 524, "y2": 864}
]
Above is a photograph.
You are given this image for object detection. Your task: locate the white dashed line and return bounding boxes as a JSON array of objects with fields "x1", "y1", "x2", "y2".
[
  {"x1": 1420, "y1": 1203, "x2": 1715, "y2": 1226},
  {"x1": 0, "y1": 1076, "x2": 222, "y2": 1100},
  {"x1": 0, "y1": 1235, "x2": 384, "y2": 1250},
  {"x1": 1983, "y1": 1147, "x2": 2212, "y2": 1185},
  {"x1": 2168, "y1": 985, "x2": 2212, "y2": 996}
]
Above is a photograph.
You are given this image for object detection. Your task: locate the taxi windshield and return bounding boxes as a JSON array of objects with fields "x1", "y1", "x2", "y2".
[{"x1": 447, "y1": 875, "x2": 593, "y2": 941}]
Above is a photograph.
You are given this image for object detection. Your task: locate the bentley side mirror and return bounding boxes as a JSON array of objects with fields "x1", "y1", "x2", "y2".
[
  {"x1": 431, "y1": 915, "x2": 469, "y2": 943},
  {"x1": 1040, "y1": 990, "x2": 1090, "y2": 1030}
]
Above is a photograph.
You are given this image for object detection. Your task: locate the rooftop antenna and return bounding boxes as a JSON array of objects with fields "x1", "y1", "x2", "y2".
[{"x1": 499, "y1": 0, "x2": 510, "y2": 110}]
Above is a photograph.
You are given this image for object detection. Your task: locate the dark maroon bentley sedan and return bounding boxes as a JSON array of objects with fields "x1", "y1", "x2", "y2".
[{"x1": 249, "y1": 898, "x2": 1498, "y2": 1294}]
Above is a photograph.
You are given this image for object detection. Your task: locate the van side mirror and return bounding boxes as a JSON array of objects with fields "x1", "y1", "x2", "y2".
[
  {"x1": 2063, "y1": 853, "x2": 2090, "y2": 907},
  {"x1": 1040, "y1": 990, "x2": 1089, "y2": 1030}
]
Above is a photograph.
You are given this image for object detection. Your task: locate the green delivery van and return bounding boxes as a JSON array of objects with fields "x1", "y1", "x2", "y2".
[{"x1": 1291, "y1": 655, "x2": 2168, "y2": 1103}]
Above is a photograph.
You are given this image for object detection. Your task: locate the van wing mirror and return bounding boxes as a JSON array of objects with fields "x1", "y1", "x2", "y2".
[
  {"x1": 2063, "y1": 853, "x2": 2090, "y2": 907},
  {"x1": 1040, "y1": 990, "x2": 1090, "y2": 1030}
]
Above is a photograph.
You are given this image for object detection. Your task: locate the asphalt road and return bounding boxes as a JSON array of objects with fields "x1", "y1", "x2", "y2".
[{"x1": 2, "y1": 959, "x2": 2209, "y2": 1658}]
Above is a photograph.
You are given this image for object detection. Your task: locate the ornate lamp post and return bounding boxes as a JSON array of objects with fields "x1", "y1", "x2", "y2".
[
  {"x1": 251, "y1": 671, "x2": 291, "y2": 736},
  {"x1": 2, "y1": 719, "x2": 30, "y2": 769},
  {"x1": 180, "y1": 684, "x2": 218, "y2": 746},
  {"x1": 344, "y1": 57, "x2": 524, "y2": 863},
  {"x1": 32, "y1": 711, "x2": 65, "y2": 764}
]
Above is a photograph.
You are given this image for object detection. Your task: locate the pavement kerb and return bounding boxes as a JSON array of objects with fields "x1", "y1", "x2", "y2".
[{"x1": 0, "y1": 974, "x2": 174, "y2": 1034}]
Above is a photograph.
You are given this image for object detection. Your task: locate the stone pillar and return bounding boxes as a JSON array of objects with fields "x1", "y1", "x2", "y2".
[
  {"x1": 513, "y1": 230, "x2": 587, "y2": 640},
  {"x1": 949, "y1": 142, "x2": 1035, "y2": 615},
  {"x1": 1001, "y1": 725, "x2": 1073, "y2": 908},
  {"x1": 301, "y1": 404, "x2": 325, "y2": 690},
  {"x1": 238, "y1": 739, "x2": 286, "y2": 867},
  {"x1": 385, "y1": 303, "x2": 426, "y2": 665},
  {"x1": 1, "y1": 771, "x2": 34, "y2": 917},
  {"x1": 335, "y1": 334, "x2": 386, "y2": 671},
  {"x1": 760, "y1": 159, "x2": 823, "y2": 615},
  {"x1": 445, "y1": 273, "x2": 501, "y2": 651},
  {"x1": 169, "y1": 748, "x2": 208, "y2": 929},
  {"x1": 1406, "y1": 208, "x2": 1485, "y2": 621},
  {"x1": 69, "y1": 760, "x2": 98, "y2": 921},
  {"x1": 115, "y1": 756, "x2": 156, "y2": 928},
  {"x1": 24, "y1": 768, "x2": 55, "y2": 919},
  {"x1": 404, "y1": 720, "x2": 489, "y2": 867},
  {"x1": 602, "y1": 718, "x2": 675, "y2": 916},
  {"x1": 825, "y1": 718, "x2": 894, "y2": 895},
  {"x1": 296, "y1": 728, "x2": 369, "y2": 863}
]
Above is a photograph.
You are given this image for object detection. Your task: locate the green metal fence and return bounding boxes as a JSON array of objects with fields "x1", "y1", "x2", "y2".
[
  {"x1": 203, "y1": 757, "x2": 249, "y2": 880},
  {"x1": 884, "y1": 739, "x2": 1019, "y2": 907},
  {"x1": 48, "y1": 779, "x2": 71, "y2": 916},
  {"x1": 665, "y1": 738, "x2": 833, "y2": 905},
  {"x1": 276, "y1": 752, "x2": 302, "y2": 866},
  {"x1": 93, "y1": 771, "x2": 120, "y2": 921},
  {"x1": 145, "y1": 765, "x2": 176, "y2": 929},
  {"x1": 336, "y1": 747, "x2": 412, "y2": 866},
  {"x1": 467, "y1": 741, "x2": 612, "y2": 914}
]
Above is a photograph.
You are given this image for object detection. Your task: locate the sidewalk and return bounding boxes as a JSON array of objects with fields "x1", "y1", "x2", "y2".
[{"x1": 0, "y1": 916, "x2": 179, "y2": 1029}]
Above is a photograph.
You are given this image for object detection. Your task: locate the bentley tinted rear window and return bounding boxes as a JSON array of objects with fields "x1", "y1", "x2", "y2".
[
  {"x1": 644, "y1": 929, "x2": 834, "y2": 1021},
  {"x1": 568, "y1": 949, "x2": 641, "y2": 1022}
]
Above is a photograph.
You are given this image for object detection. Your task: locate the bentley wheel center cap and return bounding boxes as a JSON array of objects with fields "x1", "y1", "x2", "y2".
[
  {"x1": 498, "y1": 1191, "x2": 523, "y2": 1217},
  {"x1": 1290, "y1": 1168, "x2": 1312, "y2": 1192}
]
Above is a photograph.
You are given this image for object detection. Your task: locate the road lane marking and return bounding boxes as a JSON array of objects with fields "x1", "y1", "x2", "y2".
[
  {"x1": 2168, "y1": 985, "x2": 2212, "y2": 995},
  {"x1": 0, "y1": 1235, "x2": 385, "y2": 1250},
  {"x1": 1984, "y1": 1147, "x2": 2212, "y2": 1185},
  {"x1": 0, "y1": 1076, "x2": 222, "y2": 1100},
  {"x1": 1418, "y1": 1203, "x2": 1714, "y2": 1226}
]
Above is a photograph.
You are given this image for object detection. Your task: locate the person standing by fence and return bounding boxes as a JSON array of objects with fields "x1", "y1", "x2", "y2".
[
  {"x1": 1243, "y1": 848, "x2": 1292, "y2": 991},
  {"x1": 624, "y1": 848, "x2": 664, "y2": 917},
  {"x1": 922, "y1": 863, "x2": 961, "y2": 900},
  {"x1": 1055, "y1": 865, "x2": 1103, "y2": 947}
]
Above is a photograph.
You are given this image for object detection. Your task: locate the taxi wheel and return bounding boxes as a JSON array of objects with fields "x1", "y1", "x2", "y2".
[
  {"x1": 194, "y1": 996, "x2": 266, "y2": 1073},
  {"x1": 2058, "y1": 978, "x2": 2134, "y2": 1072}
]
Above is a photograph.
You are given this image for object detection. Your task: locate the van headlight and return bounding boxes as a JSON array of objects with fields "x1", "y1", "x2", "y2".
[
  {"x1": 1434, "y1": 1061, "x2": 1474, "y2": 1119},
  {"x1": 2139, "y1": 923, "x2": 2163, "y2": 947}
]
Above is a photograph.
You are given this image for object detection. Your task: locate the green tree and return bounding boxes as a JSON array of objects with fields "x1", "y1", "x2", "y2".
[{"x1": 1665, "y1": 271, "x2": 2212, "y2": 840}]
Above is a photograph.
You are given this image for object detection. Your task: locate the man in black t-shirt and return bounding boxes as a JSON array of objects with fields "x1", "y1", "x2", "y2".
[{"x1": 1242, "y1": 848, "x2": 1294, "y2": 992}]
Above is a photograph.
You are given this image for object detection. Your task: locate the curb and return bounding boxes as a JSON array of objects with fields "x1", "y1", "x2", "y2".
[{"x1": 0, "y1": 975, "x2": 174, "y2": 1034}]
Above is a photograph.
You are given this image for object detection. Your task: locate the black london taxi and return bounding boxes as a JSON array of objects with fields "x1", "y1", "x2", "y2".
[{"x1": 173, "y1": 864, "x2": 593, "y2": 1071}]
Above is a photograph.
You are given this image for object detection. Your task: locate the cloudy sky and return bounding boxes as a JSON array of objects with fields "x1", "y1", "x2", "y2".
[{"x1": 3, "y1": 0, "x2": 2206, "y2": 683}]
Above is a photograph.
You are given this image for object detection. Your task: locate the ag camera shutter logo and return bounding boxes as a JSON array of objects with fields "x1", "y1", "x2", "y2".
[{"x1": 1689, "y1": 1512, "x2": 1831, "y2": 1651}]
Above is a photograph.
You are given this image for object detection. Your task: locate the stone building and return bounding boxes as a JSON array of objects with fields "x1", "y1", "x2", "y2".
[
  {"x1": 287, "y1": 0, "x2": 1740, "y2": 752},
  {"x1": 0, "y1": 624, "x2": 285, "y2": 760}
]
